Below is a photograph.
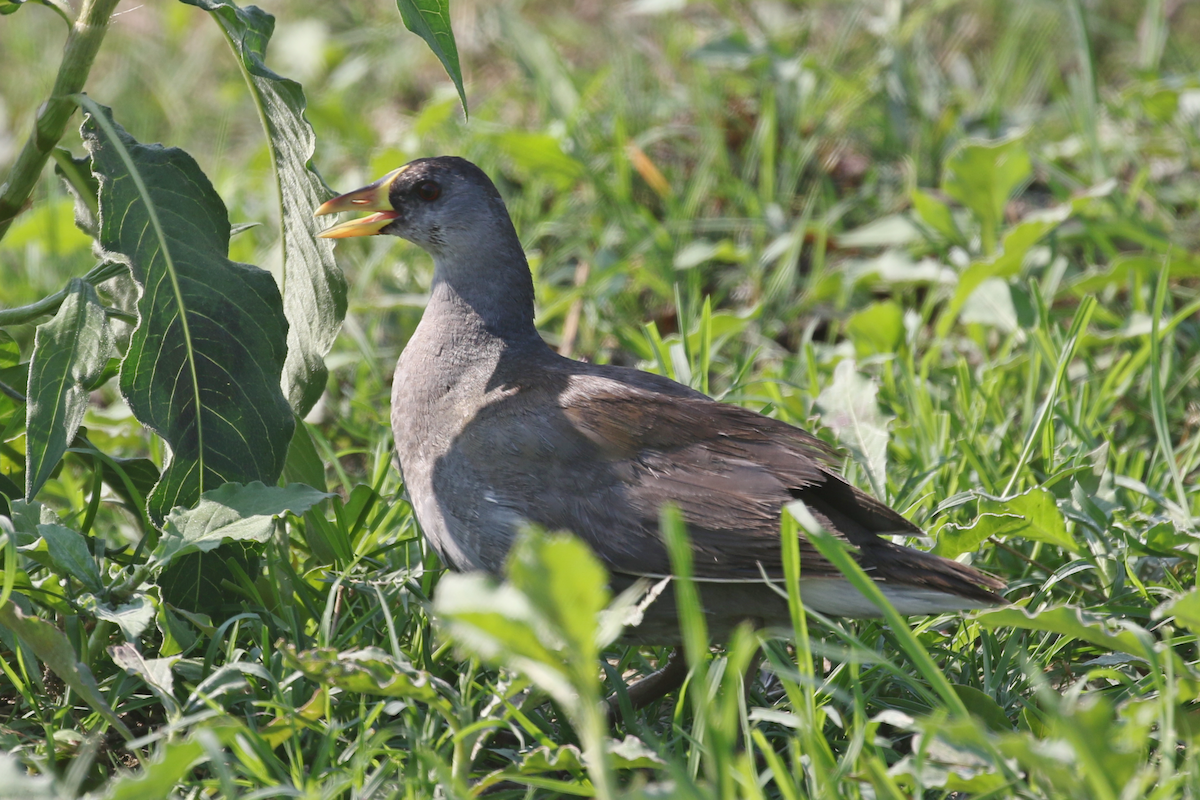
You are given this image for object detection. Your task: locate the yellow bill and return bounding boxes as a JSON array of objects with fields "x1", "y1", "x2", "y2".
[{"x1": 315, "y1": 166, "x2": 407, "y2": 239}]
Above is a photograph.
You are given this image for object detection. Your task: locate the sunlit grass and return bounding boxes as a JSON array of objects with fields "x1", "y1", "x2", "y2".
[{"x1": 1, "y1": 0, "x2": 1200, "y2": 797}]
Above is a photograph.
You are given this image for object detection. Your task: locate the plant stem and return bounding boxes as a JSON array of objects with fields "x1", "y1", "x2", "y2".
[
  {"x1": 0, "y1": 286, "x2": 70, "y2": 327},
  {"x1": 85, "y1": 618, "x2": 113, "y2": 666},
  {"x1": 0, "y1": 0, "x2": 122, "y2": 242},
  {"x1": 578, "y1": 697, "x2": 615, "y2": 800},
  {"x1": 0, "y1": 262, "x2": 125, "y2": 326}
]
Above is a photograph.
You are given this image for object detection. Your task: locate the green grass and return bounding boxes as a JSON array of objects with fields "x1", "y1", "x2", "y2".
[{"x1": 2, "y1": 0, "x2": 1200, "y2": 797}]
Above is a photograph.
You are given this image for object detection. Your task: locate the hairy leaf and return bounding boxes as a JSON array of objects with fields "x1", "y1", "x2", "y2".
[
  {"x1": 0, "y1": 596, "x2": 132, "y2": 739},
  {"x1": 979, "y1": 488, "x2": 1076, "y2": 552},
  {"x1": 81, "y1": 593, "x2": 156, "y2": 641},
  {"x1": 158, "y1": 542, "x2": 257, "y2": 617},
  {"x1": 25, "y1": 279, "x2": 113, "y2": 500},
  {"x1": 816, "y1": 360, "x2": 890, "y2": 498},
  {"x1": 281, "y1": 644, "x2": 446, "y2": 702},
  {"x1": 1155, "y1": 589, "x2": 1200, "y2": 637},
  {"x1": 38, "y1": 522, "x2": 102, "y2": 592},
  {"x1": 154, "y1": 481, "x2": 332, "y2": 568},
  {"x1": 110, "y1": 642, "x2": 179, "y2": 715},
  {"x1": 183, "y1": 0, "x2": 347, "y2": 417},
  {"x1": 78, "y1": 101, "x2": 295, "y2": 524},
  {"x1": 396, "y1": 0, "x2": 467, "y2": 116}
]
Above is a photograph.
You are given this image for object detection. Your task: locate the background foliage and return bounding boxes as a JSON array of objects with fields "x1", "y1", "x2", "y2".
[{"x1": 2, "y1": 0, "x2": 1200, "y2": 797}]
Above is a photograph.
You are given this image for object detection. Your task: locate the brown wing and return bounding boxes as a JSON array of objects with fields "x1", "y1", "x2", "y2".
[{"x1": 553, "y1": 378, "x2": 1004, "y2": 603}]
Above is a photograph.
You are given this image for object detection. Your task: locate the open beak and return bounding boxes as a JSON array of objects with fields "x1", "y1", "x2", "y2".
[{"x1": 314, "y1": 167, "x2": 407, "y2": 239}]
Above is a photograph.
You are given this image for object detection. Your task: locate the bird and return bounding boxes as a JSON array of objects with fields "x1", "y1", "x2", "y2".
[{"x1": 314, "y1": 156, "x2": 1005, "y2": 708}]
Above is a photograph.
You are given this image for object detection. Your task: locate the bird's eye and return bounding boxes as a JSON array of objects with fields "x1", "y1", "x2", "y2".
[{"x1": 416, "y1": 181, "x2": 441, "y2": 202}]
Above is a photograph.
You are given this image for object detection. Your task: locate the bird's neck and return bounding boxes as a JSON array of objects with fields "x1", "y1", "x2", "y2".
[{"x1": 428, "y1": 237, "x2": 542, "y2": 348}]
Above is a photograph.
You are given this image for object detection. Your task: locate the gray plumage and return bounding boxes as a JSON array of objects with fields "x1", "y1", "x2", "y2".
[{"x1": 320, "y1": 156, "x2": 1005, "y2": 641}]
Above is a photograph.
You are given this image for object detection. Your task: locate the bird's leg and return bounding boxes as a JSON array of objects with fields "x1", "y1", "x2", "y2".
[{"x1": 605, "y1": 646, "x2": 688, "y2": 722}]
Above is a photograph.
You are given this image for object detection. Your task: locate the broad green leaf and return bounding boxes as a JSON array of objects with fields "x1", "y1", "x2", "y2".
[
  {"x1": 951, "y1": 684, "x2": 1011, "y2": 732},
  {"x1": 937, "y1": 203, "x2": 1071, "y2": 336},
  {"x1": 332, "y1": 483, "x2": 379, "y2": 542},
  {"x1": 816, "y1": 360, "x2": 890, "y2": 498},
  {"x1": 103, "y1": 723, "x2": 240, "y2": 800},
  {"x1": 1154, "y1": 589, "x2": 1200, "y2": 634},
  {"x1": 0, "y1": 0, "x2": 70, "y2": 16},
  {"x1": 980, "y1": 488, "x2": 1077, "y2": 552},
  {"x1": 78, "y1": 101, "x2": 295, "y2": 524},
  {"x1": 154, "y1": 481, "x2": 332, "y2": 567},
  {"x1": 54, "y1": 149, "x2": 99, "y2": 237},
  {"x1": 258, "y1": 687, "x2": 326, "y2": 747},
  {"x1": 934, "y1": 513, "x2": 1019, "y2": 558},
  {"x1": 183, "y1": 0, "x2": 348, "y2": 417},
  {"x1": 0, "y1": 473, "x2": 16, "y2": 518},
  {"x1": 396, "y1": 0, "x2": 467, "y2": 116},
  {"x1": 506, "y1": 740, "x2": 643, "y2": 790},
  {"x1": 0, "y1": 596, "x2": 133, "y2": 739},
  {"x1": 109, "y1": 642, "x2": 180, "y2": 715},
  {"x1": 0, "y1": 331, "x2": 27, "y2": 428},
  {"x1": 99, "y1": 455, "x2": 159, "y2": 517},
  {"x1": 518, "y1": 744, "x2": 585, "y2": 774},
  {"x1": 975, "y1": 605, "x2": 1156, "y2": 661},
  {"x1": 846, "y1": 250, "x2": 955, "y2": 289},
  {"x1": 8, "y1": 499, "x2": 57, "y2": 542},
  {"x1": 845, "y1": 300, "x2": 904, "y2": 357},
  {"x1": 81, "y1": 593, "x2": 156, "y2": 641},
  {"x1": 158, "y1": 542, "x2": 258, "y2": 617},
  {"x1": 281, "y1": 644, "x2": 445, "y2": 702},
  {"x1": 1140, "y1": 87, "x2": 1179, "y2": 122},
  {"x1": 673, "y1": 238, "x2": 748, "y2": 270},
  {"x1": 941, "y1": 135, "x2": 1031, "y2": 253},
  {"x1": 607, "y1": 735, "x2": 668, "y2": 769},
  {"x1": 959, "y1": 278, "x2": 1018, "y2": 332},
  {"x1": 282, "y1": 421, "x2": 326, "y2": 492},
  {"x1": 0, "y1": 516, "x2": 15, "y2": 610},
  {"x1": 155, "y1": 598, "x2": 196, "y2": 657},
  {"x1": 888, "y1": 726, "x2": 1010, "y2": 795},
  {"x1": 911, "y1": 188, "x2": 959, "y2": 242},
  {"x1": 434, "y1": 571, "x2": 578, "y2": 708},
  {"x1": 105, "y1": 740, "x2": 205, "y2": 800},
  {"x1": 837, "y1": 213, "x2": 922, "y2": 249},
  {"x1": 38, "y1": 522, "x2": 103, "y2": 592},
  {"x1": 936, "y1": 488, "x2": 1076, "y2": 557},
  {"x1": 282, "y1": 422, "x2": 341, "y2": 563},
  {"x1": 25, "y1": 279, "x2": 113, "y2": 499},
  {"x1": 0, "y1": 330, "x2": 19, "y2": 369},
  {"x1": 507, "y1": 531, "x2": 611, "y2": 659}
]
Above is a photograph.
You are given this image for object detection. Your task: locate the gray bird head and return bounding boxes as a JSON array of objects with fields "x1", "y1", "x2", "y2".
[
  {"x1": 315, "y1": 156, "x2": 511, "y2": 257},
  {"x1": 317, "y1": 156, "x2": 536, "y2": 336}
]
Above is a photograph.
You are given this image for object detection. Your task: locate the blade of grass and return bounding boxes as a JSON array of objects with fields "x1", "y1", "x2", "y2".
[
  {"x1": 1149, "y1": 260, "x2": 1191, "y2": 526},
  {"x1": 1002, "y1": 295, "x2": 1096, "y2": 496},
  {"x1": 792, "y1": 502, "x2": 967, "y2": 714}
]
